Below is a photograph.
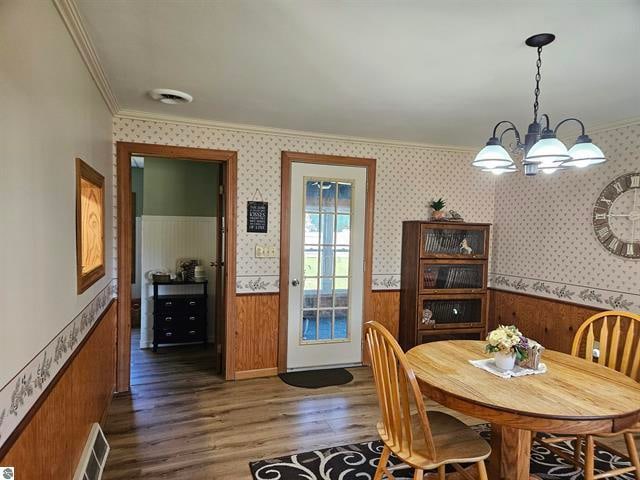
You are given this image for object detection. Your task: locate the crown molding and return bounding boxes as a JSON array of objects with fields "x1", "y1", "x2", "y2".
[
  {"x1": 587, "y1": 116, "x2": 640, "y2": 135},
  {"x1": 115, "y1": 109, "x2": 478, "y2": 153},
  {"x1": 53, "y1": 0, "x2": 119, "y2": 115}
]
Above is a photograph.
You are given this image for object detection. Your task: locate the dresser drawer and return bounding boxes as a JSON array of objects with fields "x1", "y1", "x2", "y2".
[
  {"x1": 155, "y1": 325, "x2": 204, "y2": 343},
  {"x1": 185, "y1": 297, "x2": 205, "y2": 310},
  {"x1": 155, "y1": 298, "x2": 185, "y2": 312}
]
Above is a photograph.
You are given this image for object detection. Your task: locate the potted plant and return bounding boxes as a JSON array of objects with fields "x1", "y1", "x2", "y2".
[
  {"x1": 485, "y1": 325, "x2": 528, "y2": 370},
  {"x1": 430, "y1": 198, "x2": 446, "y2": 220}
]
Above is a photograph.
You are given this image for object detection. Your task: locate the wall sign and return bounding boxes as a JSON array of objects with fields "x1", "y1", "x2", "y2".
[
  {"x1": 593, "y1": 172, "x2": 640, "y2": 258},
  {"x1": 247, "y1": 201, "x2": 268, "y2": 233}
]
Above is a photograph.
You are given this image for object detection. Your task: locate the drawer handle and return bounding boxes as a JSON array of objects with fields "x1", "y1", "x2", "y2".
[
  {"x1": 165, "y1": 317, "x2": 172, "y2": 322},
  {"x1": 165, "y1": 301, "x2": 173, "y2": 306},
  {"x1": 188, "y1": 316, "x2": 196, "y2": 321},
  {"x1": 165, "y1": 332, "x2": 173, "y2": 337},
  {"x1": 188, "y1": 330, "x2": 196, "y2": 335},
  {"x1": 188, "y1": 301, "x2": 197, "y2": 306}
]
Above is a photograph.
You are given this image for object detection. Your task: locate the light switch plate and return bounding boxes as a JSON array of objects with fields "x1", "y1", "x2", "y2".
[{"x1": 255, "y1": 245, "x2": 265, "y2": 258}]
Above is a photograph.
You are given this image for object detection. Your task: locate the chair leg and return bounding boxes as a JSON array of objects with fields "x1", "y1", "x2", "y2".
[
  {"x1": 584, "y1": 435, "x2": 595, "y2": 480},
  {"x1": 624, "y1": 432, "x2": 640, "y2": 479},
  {"x1": 374, "y1": 446, "x2": 391, "y2": 480},
  {"x1": 477, "y1": 460, "x2": 488, "y2": 480},
  {"x1": 574, "y1": 435, "x2": 583, "y2": 467},
  {"x1": 413, "y1": 468, "x2": 424, "y2": 480},
  {"x1": 437, "y1": 465, "x2": 445, "y2": 480}
]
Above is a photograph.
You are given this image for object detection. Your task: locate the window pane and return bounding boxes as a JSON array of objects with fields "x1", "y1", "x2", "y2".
[
  {"x1": 304, "y1": 246, "x2": 319, "y2": 276},
  {"x1": 321, "y1": 181, "x2": 336, "y2": 212},
  {"x1": 319, "y1": 246, "x2": 335, "y2": 277},
  {"x1": 303, "y1": 278, "x2": 318, "y2": 308},
  {"x1": 305, "y1": 181, "x2": 320, "y2": 212},
  {"x1": 305, "y1": 213, "x2": 320, "y2": 244},
  {"x1": 335, "y1": 248, "x2": 349, "y2": 276},
  {"x1": 320, "y1": 213, "x2": 335, "y2": 245},
  {"x1": 335, "y1": 277, "x2": 348, "y2": 291},
  {"x1": 319, "y1": 310, "x2": 333, "y2": 340},
  {"x1": 334, "y1": 310, "x2": 348, "y2": 339},
  {"x1": 336, "y1": 214, "x2": 350, "y2": 245},
  {"x1": 319, "y1": 277, "x2": 333, "y2": 307},
  {"x1": 337, "y1": 183, "x2": 352, "y2": 214},
  {"x1": 302, "y1": 310, "x2": 317, "y2": 341},
  {"x1": 335, "y1": 284, "x2": 349, "y2": 307}
]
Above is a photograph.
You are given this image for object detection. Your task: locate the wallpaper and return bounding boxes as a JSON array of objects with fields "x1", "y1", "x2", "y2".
[
  {"x1": 490, "y1": 122, "x2": 640, "y2": 312},
  {"x1": 112, "y1": 117, "x2": 496, "y2": 293}
]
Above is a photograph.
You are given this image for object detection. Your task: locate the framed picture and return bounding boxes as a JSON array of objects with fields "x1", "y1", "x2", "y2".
[{"x1": 76, "y1": 158, "x2": 105, "y2": 293}]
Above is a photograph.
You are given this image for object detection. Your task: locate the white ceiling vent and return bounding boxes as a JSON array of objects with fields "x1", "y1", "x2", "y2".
[
  {"x1": 73, "y1": 423, "x2": 110, "y2": 480},
  {"x1": 149, "y1": 88, "x2": 193, "y2": 104}
]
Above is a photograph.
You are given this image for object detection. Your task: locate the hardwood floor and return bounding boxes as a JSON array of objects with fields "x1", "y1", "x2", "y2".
[{"x1": 103, "y1": 329, "x2": 636, "y2": 479}]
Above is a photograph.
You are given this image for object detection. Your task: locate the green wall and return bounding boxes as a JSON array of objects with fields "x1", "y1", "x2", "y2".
[
  {"x1": 142, "y1": 157, "x2": 219, "y2": 216},
  {"x1": 131, "y1": 167, "x2": 144, "y2": 217}
]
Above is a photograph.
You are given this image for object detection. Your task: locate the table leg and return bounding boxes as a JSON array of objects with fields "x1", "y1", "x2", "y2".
[{"x1": 488, "y1": 424, "x2": 533, "y2": 480}]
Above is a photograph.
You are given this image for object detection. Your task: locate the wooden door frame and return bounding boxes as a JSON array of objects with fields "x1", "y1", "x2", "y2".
[
  {"x1": 116, "y1": 142, "x2": 238, "y2": 390},
  {"x1": 278, "y1": 151, "x2": 376, "y2": 373}
]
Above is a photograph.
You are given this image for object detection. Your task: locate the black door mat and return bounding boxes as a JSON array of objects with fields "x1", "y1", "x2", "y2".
[{"x1": 278, "y1": 368, "x2": 354, "y2": 389}]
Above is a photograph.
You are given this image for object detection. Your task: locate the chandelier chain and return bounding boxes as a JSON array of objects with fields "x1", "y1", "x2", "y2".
[{"x1": 533, "y1": 46, "x2": 542, "y2": 122}]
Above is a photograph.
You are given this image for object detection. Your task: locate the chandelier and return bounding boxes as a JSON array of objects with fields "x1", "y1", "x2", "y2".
[{"x1": 473, "y1": 33, "x2": 606, "y2": 176}]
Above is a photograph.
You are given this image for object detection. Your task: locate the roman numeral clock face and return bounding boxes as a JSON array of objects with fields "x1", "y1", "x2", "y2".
[{"x1": 593, "y1": 173, "x2": 640, "y2": 259}]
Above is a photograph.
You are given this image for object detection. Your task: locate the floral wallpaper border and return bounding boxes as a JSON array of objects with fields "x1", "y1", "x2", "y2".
[
  {"x1": 0, "y1": 280, "x2": 117, "y2": 451},
  {"x1": 488, "y1": 273, "x2": 638, "y2": 313},
  {"x1": 236, "y1": 274, "x2": 402, "y2": 294}
]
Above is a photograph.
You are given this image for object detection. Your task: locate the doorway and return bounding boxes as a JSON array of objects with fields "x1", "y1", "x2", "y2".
[
  {"x1": 117, "y1": 143, "x2": 237, "y2": 391},
  {"x1": 279, "y1": 152, "x2": 376, "y2": 373}
]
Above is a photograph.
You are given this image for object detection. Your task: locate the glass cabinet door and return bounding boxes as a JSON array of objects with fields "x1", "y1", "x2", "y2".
[
  {"x1": 420, "y1": 261, "x2": 485, "y2": 293},
  {"x1": 419, "y1": 296, "x2": 485, "y2": 329},
  {"x1": 421, "y1": 225, "x2": 488, "y2": 258}
]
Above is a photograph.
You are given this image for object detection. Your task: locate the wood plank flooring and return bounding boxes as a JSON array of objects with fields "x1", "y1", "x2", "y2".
[{"x1": 103, "y1": 329, "x2": 636, "y2": 479}]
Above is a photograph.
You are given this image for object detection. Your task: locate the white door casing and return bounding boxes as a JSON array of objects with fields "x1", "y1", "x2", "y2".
[{"x1": 287, "y1": 163, "x2": 367, "y2": 371}]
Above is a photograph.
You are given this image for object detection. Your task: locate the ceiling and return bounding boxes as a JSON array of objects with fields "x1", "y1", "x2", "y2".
[{"x1": 77, "y1": 0, "x2": 640, "y2": 147}]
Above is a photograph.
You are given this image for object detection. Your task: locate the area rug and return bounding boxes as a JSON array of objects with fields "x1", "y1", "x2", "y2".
[
  {"x1": 278, "y1": 368, "x2": 354, "y2": 389},
  {"x1": 249, "y1": 424, "x2": 635, "y2": 479}
]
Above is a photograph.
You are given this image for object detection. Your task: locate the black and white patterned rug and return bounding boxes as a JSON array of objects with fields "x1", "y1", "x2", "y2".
[{"x1": 249, "y1": 424, "x2": 635, "y2": 479}]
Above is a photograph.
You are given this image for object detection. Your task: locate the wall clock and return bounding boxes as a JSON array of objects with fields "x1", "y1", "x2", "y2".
[{"x1": 593, "y1": 172, "x2": 640, "y2": 259}]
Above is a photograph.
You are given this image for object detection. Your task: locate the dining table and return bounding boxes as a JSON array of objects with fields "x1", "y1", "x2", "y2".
[{"x1": 406, "y1": 340, "x2": 640, "y2": 480}]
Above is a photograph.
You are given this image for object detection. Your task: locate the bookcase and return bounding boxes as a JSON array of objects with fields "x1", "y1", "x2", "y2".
[{"x1": 399, "y1": 221, "x2": 491, "y2": 351}]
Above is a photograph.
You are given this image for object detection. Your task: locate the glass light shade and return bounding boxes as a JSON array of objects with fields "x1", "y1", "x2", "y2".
[
  {"x1": 524, "y1": 137, "x2": 571, "y2": 164},
  {"x1": 540, "y1": 166, "x2": 563, "y2": 174},
  {"x1": 563, "y1": 142, "x2": 606, "y2": 168},
  {"x1": 472, "y1": 144, "x2": 514, "y2": 169},
  {"x1": 482, "y1": 166, "x2": 517, "y2": 175}
]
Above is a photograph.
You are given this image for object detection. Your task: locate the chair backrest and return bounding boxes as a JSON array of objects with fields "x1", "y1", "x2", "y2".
[
  {"x1": 571, "y1": 311, "x2": 640, "y2": 381},
  {"x1": 365, "y1": 321, "x2": 436, "y2": 460}
]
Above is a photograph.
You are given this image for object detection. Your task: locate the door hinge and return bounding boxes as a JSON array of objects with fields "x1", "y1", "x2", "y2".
[{"x1": 219, "y1": 184, "x2": 224, "y2": 195}]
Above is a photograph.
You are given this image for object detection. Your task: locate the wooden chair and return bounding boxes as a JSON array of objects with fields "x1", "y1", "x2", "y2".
[
  {"x1": 365, "y1": 321, "x2": 490, "y2": 480},
  {"x1": 536, "y1": 311, "x2": 640, "y2": 480}
]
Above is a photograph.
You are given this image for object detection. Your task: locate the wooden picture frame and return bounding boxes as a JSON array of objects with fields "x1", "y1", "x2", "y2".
[{"x1": 76, "y1": 158, "x2": 105, "y2": 294}]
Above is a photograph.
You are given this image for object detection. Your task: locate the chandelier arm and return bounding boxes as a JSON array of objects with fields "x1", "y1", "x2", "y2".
[
  {"x1": 553, "y1": 117, "x2": 586, "y2": 137},
  {"x1": 498, "y1": 127, "x2": 522, "y2": 149},
  {"x1": 491, "y1": 120, "x2": 522, "y2": 144}
]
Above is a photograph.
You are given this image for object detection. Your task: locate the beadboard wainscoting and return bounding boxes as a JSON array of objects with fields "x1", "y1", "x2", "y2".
[
  {"x1": 0, "y1": 281, "x2": 116, "y2": 458},
  {"x1": 140, "y1": 216, "x2": 218, "y2": 348}
]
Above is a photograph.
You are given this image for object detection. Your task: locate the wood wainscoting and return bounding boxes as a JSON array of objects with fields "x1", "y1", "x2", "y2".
[
  {"x1": 489, "y1": 289, "x2": 602, "y2": 354},
  {"x1": 233, "y1": 291, "x2": 399, "y2": 378},
  {"x1": 0, "y1": 300, "x2": 117, "y2": 478}
]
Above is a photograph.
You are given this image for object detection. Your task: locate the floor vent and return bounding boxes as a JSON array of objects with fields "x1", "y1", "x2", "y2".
[{"x1": 73, "y1": 423, "x2": 110, "y2": 480}]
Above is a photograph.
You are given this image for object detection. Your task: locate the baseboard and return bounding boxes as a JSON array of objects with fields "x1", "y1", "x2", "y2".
[{"x1": 235, "y1": 367, "x2": 278, "y2": 380}]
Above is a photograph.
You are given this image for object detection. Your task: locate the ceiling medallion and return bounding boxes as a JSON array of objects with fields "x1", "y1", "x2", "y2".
[{"x1": 473, "y1": 33, "x2": 606, "y2": 176}]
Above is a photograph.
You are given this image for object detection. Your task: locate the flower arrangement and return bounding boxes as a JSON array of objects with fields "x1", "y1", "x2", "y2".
[{"x1": 485, "y1": 325, "x2": 528, "y2": 362}]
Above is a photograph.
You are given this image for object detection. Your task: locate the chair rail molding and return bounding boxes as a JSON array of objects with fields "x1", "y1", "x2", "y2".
[
  {"x1": 489, "y1": 273, "x2": 638, "y2": 313},
  {"x1": 0, "y1": 280, "x2": 117, "y2": 452}
]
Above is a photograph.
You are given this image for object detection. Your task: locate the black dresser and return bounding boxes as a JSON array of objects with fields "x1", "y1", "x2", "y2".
[{"x1": 152, "y1": 280, "x2": 208, "y2": 352}]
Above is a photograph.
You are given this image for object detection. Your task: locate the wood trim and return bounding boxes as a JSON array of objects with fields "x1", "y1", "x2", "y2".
[
  {"x1": 116, "y1": 142, "x2": 238, "y2": 389},
  {"x1": 278, "y1": 151, "x2": 376, "y2": 373},
  {"x1": 234, "y1": 367, "x2": 279, "y2": 380},
  {"x1": 0, "y1": 299, "x2": 116, "y2": 459},
  {"x1": 76, "y1": 158, "x2": 106, "y2": 294}
]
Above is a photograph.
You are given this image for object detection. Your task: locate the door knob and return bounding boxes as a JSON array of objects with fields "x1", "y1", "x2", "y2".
[{"x1": 291, "y1": 279, "x2": 300, "y2": 287}]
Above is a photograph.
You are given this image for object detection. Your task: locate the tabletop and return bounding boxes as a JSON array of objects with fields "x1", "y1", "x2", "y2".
[{"x1": 407, "y1": 340, "x2": 640, "y2": 429}]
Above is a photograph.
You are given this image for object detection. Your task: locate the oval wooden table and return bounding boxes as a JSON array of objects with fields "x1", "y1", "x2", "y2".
[{"x1": 407, "y1": 340, "x2": 640, "y2": 480}]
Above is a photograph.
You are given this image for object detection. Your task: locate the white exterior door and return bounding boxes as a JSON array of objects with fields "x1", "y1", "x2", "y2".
[{"x1": 287, "y1": 162, "x2": 367, "y2": 371}]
